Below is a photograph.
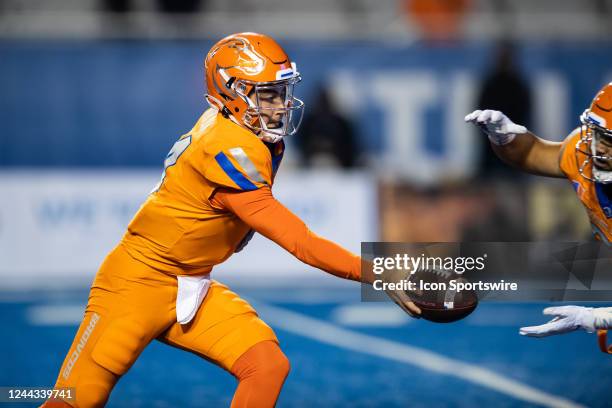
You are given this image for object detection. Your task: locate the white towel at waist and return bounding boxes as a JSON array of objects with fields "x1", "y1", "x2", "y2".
[{"x1": 176, "y1": 274, "x2": 211, "y2": 325}]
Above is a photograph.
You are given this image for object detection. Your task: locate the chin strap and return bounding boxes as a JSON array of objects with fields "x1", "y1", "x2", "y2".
[
  {"x1": 259, "y1": 132, "x2": 283, "y2": 144},
  {"x1": 598, "y1": 330, "x2": 612, "y2": 354}
]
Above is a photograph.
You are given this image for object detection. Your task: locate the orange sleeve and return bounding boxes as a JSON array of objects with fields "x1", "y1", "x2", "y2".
[
  {"x1": 598, "y1": 330, "x2": 612, "y2": 354},
  {"x1": 211, "y1": 186, "x2": 361, "y2": 282}
]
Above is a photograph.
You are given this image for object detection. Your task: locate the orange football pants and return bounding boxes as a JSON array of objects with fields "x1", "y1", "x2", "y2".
[{"x1": 43, "y1": 244, "x2": 281, "y2": 407}]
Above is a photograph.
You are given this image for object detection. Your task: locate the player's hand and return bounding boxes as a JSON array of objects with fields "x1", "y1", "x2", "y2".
[
  {"x1": 519, "y1": 306, "x2": 597, "y2": 337},
  {"x1": 382, "y1": 270, "x2": 421, "y2": 318},
  {"x1": 464, "y1": 109, "x2": 527, "y2": 146}
]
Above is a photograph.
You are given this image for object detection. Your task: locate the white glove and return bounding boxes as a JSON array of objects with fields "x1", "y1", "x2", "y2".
[
  {"x1": 519, "y1": 306, "x2": 612, "y2": 338},
  {"x1": 464, "y1": 109, "x2": 527, "y2": 146}
]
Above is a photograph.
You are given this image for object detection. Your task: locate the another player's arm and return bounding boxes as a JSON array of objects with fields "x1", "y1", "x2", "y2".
[
  {"x1": 520, "y1": 306, "x2": 612, "y2": 350},
  {"x1": 212, "y1": 186, "x2": 421, "y2": 316},
  {"x1": 465, "y1": 109, "x2": 565, "y2": 178},
  {"x1": 490, "y1": 131, "x2": 565, "y2": 178}
]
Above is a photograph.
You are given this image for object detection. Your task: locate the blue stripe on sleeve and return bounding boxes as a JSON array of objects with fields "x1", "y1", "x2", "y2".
[{"x1": 214, "y1": 152, "x2": 259, "y2": 191}]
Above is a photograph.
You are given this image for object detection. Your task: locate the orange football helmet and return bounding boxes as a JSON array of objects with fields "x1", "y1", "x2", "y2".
[
  {"x1": 204, "y1": 32, "x2": 304, "y2": 143},
  {"x1": 576, "y1": 82, "x2": 612, "y2": 183}
]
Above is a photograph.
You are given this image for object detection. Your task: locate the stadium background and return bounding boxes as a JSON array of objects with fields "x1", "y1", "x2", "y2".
[{"x1": 1, "y1": 0, "x2": 611, "y2": 406}]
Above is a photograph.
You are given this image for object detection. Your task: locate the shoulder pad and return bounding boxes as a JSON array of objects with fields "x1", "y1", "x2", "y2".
[
  {"x1": 203, "y1": 121, "x2": 272, "y2": 190},
  {"x1": 559, "y1": 126, "x2": 583, "y2": 177}
]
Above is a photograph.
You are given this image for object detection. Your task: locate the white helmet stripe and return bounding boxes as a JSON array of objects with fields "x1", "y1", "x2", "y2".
[
  {"x1": 276, "y1": 62, "x2": 298, "y2": 80},
  {"x1": 588, "y1": 111, "x2": 607, "y2": 127}
]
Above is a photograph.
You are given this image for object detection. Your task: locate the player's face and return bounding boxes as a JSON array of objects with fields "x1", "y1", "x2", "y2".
[
  {"x1": 242, "y1": 78, "x2": 304, "y2": 141},
  {"x1": 593, "y1": 129, "x2": 612, "y2": 171},
  {"x1": 256, "y1": 87, "x2": 286, "y2": 129}
]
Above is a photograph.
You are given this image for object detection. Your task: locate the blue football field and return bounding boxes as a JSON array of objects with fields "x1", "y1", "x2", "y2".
[{"x1": 0, "y1": 286, "x2": 610, "y2": 407}]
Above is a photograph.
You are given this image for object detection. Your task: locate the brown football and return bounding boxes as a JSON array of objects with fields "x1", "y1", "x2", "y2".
[{"x1": 406, "y1": 268, "x2": 478, "y2": 323}]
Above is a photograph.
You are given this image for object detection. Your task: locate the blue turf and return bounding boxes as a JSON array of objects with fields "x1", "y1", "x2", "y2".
[{"x1": 0, "y1": 289, "x2": 610, "y2": 407}]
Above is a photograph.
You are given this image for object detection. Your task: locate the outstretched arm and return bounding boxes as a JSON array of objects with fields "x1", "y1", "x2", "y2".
[
  {"x1": 520, "y1": 306, "x2": 612, "y2": 339},
  {"x1": 213, "y1": 186, "x2": 362, "y2": 282},
  {"x1": 521, "y1": 306, "x2": 612, "y2": 354},
  {"x1": 212, "y1": 186, "x2": 421, "y2": 316},
  {"x1": 465, "y1": 109, "x2": 566, "y2": 178}
]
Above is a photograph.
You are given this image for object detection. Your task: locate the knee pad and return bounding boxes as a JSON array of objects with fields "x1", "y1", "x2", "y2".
[
  {"x1": 263, "y1": 347, "x2": 290, "y2": 379},
  {"x1": 232, "y1": 341, "x2": 290, "y2": 381},
  {"x1": 91, "y1": 318, "x2": 148, "y2": 376}
]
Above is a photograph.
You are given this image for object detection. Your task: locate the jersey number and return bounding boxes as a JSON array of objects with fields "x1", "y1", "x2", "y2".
[{"x1": 151, "y1": 136, "x2": 192, "y2": 193}]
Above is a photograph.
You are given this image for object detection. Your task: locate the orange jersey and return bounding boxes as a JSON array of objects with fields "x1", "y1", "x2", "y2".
[
  {"x1": 121, "y1": 109, "x2": 361, "y2": 280},
  {"x1": 560, "y1": 127, "x2": 612, "y2": 244},
  {"x1": 121, "y1": 109, "x2": 285, "y2": 275}
]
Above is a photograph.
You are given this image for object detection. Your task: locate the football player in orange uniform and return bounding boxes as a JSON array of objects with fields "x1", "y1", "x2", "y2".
[
  {"x1": 41, "y1": 33, "x2": 419, "y2": 407},
  {"x1": 465, "y1": 83, "x2": 612, "y2": 354}
]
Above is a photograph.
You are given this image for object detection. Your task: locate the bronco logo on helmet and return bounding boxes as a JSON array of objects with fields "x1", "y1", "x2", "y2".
[{"x1": 204, "y1": 32, "x2": 304, "y2": 143}]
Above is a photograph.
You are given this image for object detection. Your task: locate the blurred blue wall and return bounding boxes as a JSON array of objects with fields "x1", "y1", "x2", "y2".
[{"x1": 1, "y1": 40, "x2": 612, "y2": 167}]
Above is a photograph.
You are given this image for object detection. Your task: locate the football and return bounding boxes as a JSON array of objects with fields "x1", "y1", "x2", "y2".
[{"x1": 406, "y1": 268, "x2": 478, "y2": 323}]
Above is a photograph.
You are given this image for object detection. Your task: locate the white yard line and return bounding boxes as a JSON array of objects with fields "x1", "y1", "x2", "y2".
[
  {"x1": 254, "y1": 302, "x2": 585, "y2": 408},
  {"x1": 27, "y1": 305, "x2": 84, "y2": 326},
  {"x1": 331, "y1": 303, "x2": 412, "y2": 327},
  {"x1": 27, "y1": 301, "x2": 585, "y2": 407}
]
